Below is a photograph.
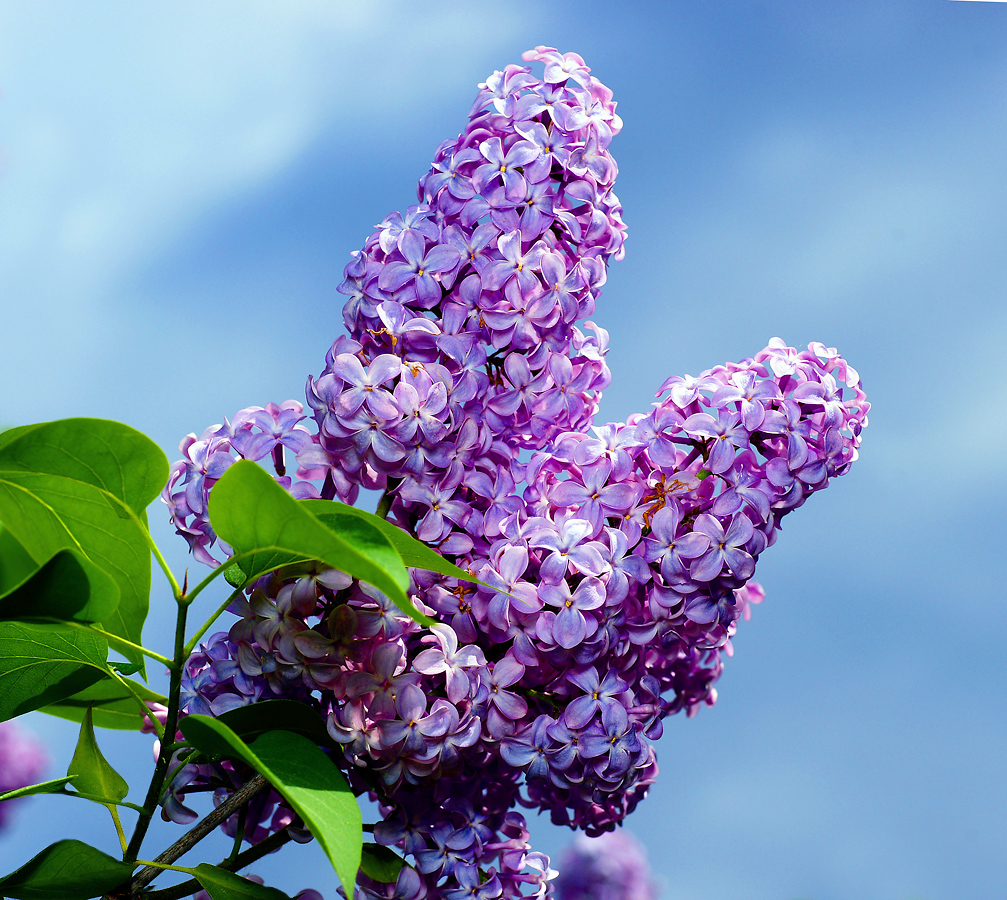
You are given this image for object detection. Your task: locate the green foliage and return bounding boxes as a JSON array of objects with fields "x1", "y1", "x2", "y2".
[
  {"x1": 0, "y1": 527, "x2": 39, "y2": 595},
  {"x1": 209, "y1": 460, "x2": 431, "y2": 625},
  {"x1": 66, "y1": 707, "x2": 129, "y2": 803},
  {"x1": 215, "y1": 698, "x2": 334, "y2": 748},
  {"x1": 0, "y1": 418, "x2": 169, "y2": 517},
  {"x1": 0, "y1": 839, "x2": 135, "y2": 900},
  {"x1": 0, "y1": 622, "x2": 111, "y2": 722},
  {"x1": 360, "y1": 843, "x2": 407, "y2": 884},
  {"x1": 0, "y1": 419, "x2": 168, "y2": 672},
  {"x1": 0, "y1": 418, "x2": 470, "y2": 898},
  {"x1": 0, "y1": 548, "x2": 119, "y2": 625},
  {"x1": 192, "y1": 865, "x2": 292, "y2": 900},
  {"x1": 0, "y1": 775, "x2": 78, "y2": 804},
  {"x1": 40, "y1": 676, "x2": 165, "y2": 731},
  {"x1": 180, "y1": 715, "x2": 362, "y2": 896},
  {"x1": 303, "y1": 499, "x2": 479, "y2": 584}
]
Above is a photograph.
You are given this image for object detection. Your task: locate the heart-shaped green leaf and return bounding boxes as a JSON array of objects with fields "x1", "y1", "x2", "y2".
[
  {"x1": 180, "y1": 715, "x2": 361, "y2": 896},
  {"x1": 0, "y1": 839, "x2": 135, "y2": 900},
  {"x1": 66, "y1": 707, "x2": 129, "y2": 803},
  {"x1": 0, "y1": 549, "x2": 119, "y2": 625},
  {"x1": 0, "y1": 622, "x2": 110, "y2": 723},
  {"x1": 209, "y1": 461, "x2": 429, "y2": 625},
  {"x1": 0, "y1": 418, "x2": 169, "y2": 517},
  {"x1": 192, "y1": 865, "x2": 291, "y2": 900},
  {"x1": 40, "y1": 675, "x2": 165, "y2": 731}
]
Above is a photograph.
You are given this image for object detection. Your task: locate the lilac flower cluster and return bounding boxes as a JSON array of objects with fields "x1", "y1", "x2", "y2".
[
  {"x1": 162, "y1": 402, "x2": 317, "y2": 566},
  {"x1": 161, "y1": 47, "x2": 868, "y2": 900},
  {"x1": 0, "y1": 721, "x2": 47, "y2": 829},
  {"x1": 553, "y1": 831, "x2": 656, "y2": 900}
]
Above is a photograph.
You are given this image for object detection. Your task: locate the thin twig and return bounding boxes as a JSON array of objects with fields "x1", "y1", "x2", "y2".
[
  {"x1": 125, "y1": 600, "x2": 189, "y2": 861},
  {"x1": 141, "y1": 826, "x2": 294, "y2": 900},
  {"x1": 130, "y1": 774, "x2": 269, "y2": 891}
]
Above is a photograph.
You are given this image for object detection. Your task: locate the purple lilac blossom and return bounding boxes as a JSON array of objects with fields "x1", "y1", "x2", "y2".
[
  {"x1": 553, "y1": 831, "x2": 657, "y2": 900},
  {"x1": 161, "y1": 45, "x2": 868, "y2": 900},
  {"x1": 0, "y1": 721, "x2": 47, "y2": 829}
]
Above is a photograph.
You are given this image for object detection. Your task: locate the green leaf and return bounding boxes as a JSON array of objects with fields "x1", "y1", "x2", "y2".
[
  {"x1": 0, "y1": 549, "x2": 119, "y2": 625},
  {"x1": 40, "y1": 676, "x2": 165, "y2": 730},
  {"x1": 223, "y1": 562, "x2": 247, "y2": 588},
  {"x1": 209, "y1": 461, "x2": 430, "y2": 625},
  {"x1": 192, "y1": 865, "x2": 291, "y2": 900},
  {"x1": 66, "y1": 707, "x2": 129, "y2": 802},
  {"x1": 0, "y1": 418, "x2": 167, "y2": 674},
  {"x1": 216, "y1": 699, "x2": 334, "y2": 748},
  {"x1": 359, "y1": 843, "x2": 406, "y2": 884},
  {"x1": 0, "y1": 775, "x2": 77, "y2": 803},
  {"x1": 0, "y1": 839, "x2": 135, "y2": 900},
  {"x1": 0, "y1": 527, "x2": 38, "y2": 595},
  {"x1": 303, "y1": 499, "x2": 479, "y2": 585},
  {"x1": 0, "y1": 418, "x2": 169, "y2": 518},
  {"x1": 0, "y1": 622, "x2": 110, "y2": 723},
  {"x1": 181, "y1": 715, "x2": 362, "y2": 896}
]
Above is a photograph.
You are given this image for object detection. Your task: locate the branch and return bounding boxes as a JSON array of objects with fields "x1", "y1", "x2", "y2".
[
  {"x1": 141, "y1": 826, "x2": 294, "y2": 900},
  {"x1": 130, "y1": 774, "x2": 269, "y2": 891}
]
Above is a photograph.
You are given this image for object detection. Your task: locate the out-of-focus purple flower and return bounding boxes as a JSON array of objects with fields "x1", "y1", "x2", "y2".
[
  {"x1": 554, "y1": 831, "x2": 657, "y2": 900},
  {"x1": 0, "y1": 721, "x2": 47, "y2": 829}
]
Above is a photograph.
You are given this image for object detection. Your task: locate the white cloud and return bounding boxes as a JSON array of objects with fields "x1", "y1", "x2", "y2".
[{"x1": 0, "y1": 1, "x2": 525, "y2": 301}]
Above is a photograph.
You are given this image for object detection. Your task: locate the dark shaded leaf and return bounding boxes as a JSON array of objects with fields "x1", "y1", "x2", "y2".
[
  {"x1": 192, "y1": 865, "x2": 291, "y2": 900},
  {"x1": 360, "y1": 843, "x2": 406, "y2": 883},
  {"x1": 216, "y1": 699, "x2": 333, "y2": 748},
  {"x1": 180, "y1": 715, "x2": 361, "y2": 896},
  {"x1": 0, "y1": 549, "x2": 119, "y2": 625},
  {"x1": 0, "y1": 839, "x2": 135, "y2": 900}
]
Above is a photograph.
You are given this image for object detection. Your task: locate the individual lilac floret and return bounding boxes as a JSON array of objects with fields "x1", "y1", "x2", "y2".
[{"x1": 0, "y1": 721, "x2": 47, "y2": 829}]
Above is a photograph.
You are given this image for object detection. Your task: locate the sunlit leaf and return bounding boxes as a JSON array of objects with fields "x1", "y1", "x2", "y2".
[
  {"x1": 0, "y1": 527, "x2": 38, "y2": 595},
  {"x1": 66, "y1": 707, "x2": 129, "y2": 803},
  {"x1": 209, "y1": 461, "x2": 430, "y2": 625},
  {"x1": 180, "y1": 715, "x2": 361, "y2": 896},
  {"x1": 303, "y1": 499, "x2": 479, "y2": 585},
  {"x1": 0, "y1": 418, "x2": 168, "y2": 517},
  {"x1": 0, "y1": 775, "x2": 77, "y2": 804}
]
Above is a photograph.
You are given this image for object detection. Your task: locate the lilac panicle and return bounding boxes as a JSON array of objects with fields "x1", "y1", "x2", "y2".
[{"x1": 161, "y1": 45, "x2": 867, "y2": 900}]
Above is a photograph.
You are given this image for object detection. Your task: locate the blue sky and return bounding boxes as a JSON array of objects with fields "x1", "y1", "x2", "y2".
[{"x1": 1, "y1": 3, "x2": 1005, "y2": 899}]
